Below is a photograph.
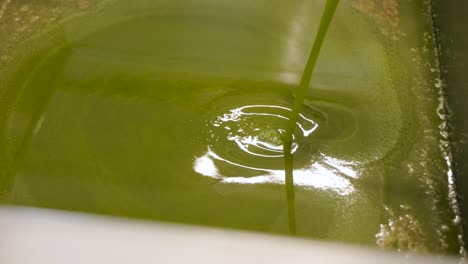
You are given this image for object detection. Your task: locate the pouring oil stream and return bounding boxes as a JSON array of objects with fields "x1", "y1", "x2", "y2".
[{"x1": 282, "y1": 0, "x2": 340, "y2": 235}]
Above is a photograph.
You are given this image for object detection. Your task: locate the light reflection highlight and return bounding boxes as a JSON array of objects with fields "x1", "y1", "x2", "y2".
[
  {"x1": 210, "y1": 104, "x2": 318, "y2": 159},
  {"x1": 193, "y1": 148, "x2": 357, "y2": 196}
]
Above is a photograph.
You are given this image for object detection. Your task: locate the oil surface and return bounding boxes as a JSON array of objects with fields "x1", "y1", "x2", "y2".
[{"x1": 0, "y1": 0, "x2": 463, "y2": 254}]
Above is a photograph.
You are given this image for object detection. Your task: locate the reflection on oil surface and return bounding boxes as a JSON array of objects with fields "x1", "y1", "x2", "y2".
[
  {"x1": 194, "y1": 103, "x2": 355, "y2": 196},
  {"x1": 0, "y1": 0, "x2": 463, "y2": 255}
]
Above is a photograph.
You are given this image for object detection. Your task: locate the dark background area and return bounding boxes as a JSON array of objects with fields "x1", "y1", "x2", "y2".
[{"x1": 432, "y1": 0, "x2": 468, "y2": 250}]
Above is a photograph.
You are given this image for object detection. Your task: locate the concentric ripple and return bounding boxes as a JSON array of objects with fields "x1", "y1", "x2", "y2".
[
  {"x1": 213, "y1": 104, "x2": 316, "y2": 157},
  {"x1": 194, "y1": 99, "x2": 359, "y2": 195},
  {"x1": 207, "y1": 104, "x2": 319, "y2": 171}
]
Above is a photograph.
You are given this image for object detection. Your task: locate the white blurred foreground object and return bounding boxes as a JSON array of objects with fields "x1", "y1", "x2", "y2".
[{"x1": 0, "y1": 206, "x2": 463, "y2": 264}]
